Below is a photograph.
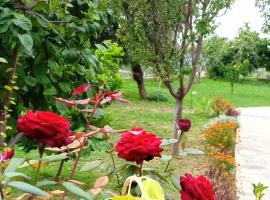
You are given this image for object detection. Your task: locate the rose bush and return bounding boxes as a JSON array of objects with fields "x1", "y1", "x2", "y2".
[
  {"x1": 17, "y1": 111, "x2": 74, "y2": 147},
  {"x1": 115, "y1": 128, "x2": 163, "y2": 164},
  {"x1": 180, "y1": 173, "x2": 216, "y2": 200},
  {"x1": 178, "y1": 119, "x2": 191, "y2": 132}
]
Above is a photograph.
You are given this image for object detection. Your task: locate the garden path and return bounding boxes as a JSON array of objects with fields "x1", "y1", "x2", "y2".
[{"x1": 236, "y1": 107, "x2": 270, "y2": 199}]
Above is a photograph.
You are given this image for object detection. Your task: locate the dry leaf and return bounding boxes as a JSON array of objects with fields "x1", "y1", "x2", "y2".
[
  {"x1": 93, "y1": 176, "x2": 109, "y2": 188},
  {"x1": 90, "y1": 188, "x2": 102, "y2": 195}
]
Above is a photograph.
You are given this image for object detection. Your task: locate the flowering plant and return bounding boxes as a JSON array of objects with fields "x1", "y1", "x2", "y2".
[
  {"x1": 116, "y1": 128, "x2": 163, "y2": 165},
  {"x1": 180, "y1": 173, "x2": 216, "y2": 200},
  {"x1": 17, "y1": 111, "x2": 74, "y2": 147},
  {"x1": 178, "y1": 119, "x2": 191, "y2": 132}
]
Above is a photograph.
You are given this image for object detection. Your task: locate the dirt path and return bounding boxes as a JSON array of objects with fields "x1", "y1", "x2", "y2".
[{"x1": 236, "y1": 107, "x2": 270, "y2": 199}]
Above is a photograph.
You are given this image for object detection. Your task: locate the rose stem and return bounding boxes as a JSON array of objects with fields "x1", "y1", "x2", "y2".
[
  {"x1": 35, "y1": 145, "x2": 45, "y2": 182},
  {"x1": 69, "y1": 142, "x2": 83, "y2": 179},
  {"x1": 177, "y1": 130, "x2": 184, "y2": 144},
  {"x1": 0, "y1": 182, "x2": 5, "y2": 200},
  {"x1": 55, "y1": 160, "x2": 64, "y2": 181},
  {"x1": 139, "y1": 164, "x2": 143, "y2": 177},
  {"x1": 107, "y1": 140, "x2": 120, "y2": 184}
]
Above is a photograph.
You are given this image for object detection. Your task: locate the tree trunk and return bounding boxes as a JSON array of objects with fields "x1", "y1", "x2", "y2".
[
  {"x1": 131, "y1": 63, "x2": 147, "y2": 98},
  {"x1": 171, "y1": 97, "x2": 184, "y2": 156}
]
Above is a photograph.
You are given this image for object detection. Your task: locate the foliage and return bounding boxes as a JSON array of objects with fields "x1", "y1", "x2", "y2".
[
  {"x1": 201, "y1": 36, "x2": 229, "y2": 78},
  {"x1": 253, "y1": 182, "x2": 268, "y2": 200},
  {"x1": 95, "y1": 40, "x2": 124, "y2": 90},
  {"x1": 203, "y1": 25, "x2": 270, "y2": 79},
  {"x1": 203, "y1": 121, "x2": 237, "y2": 154},
  {"x1": 256, "y1": 0, "x2": 270, "y2": 32},
  {"x1": 146, "y1": 91, "x2": 168, "y2": 102},
  {"x1": 210, "y1": 97, "x2": 233, "y2": 116},
  {"x1": 0, "y1": 0, "x2": 123, "y2": 143}
]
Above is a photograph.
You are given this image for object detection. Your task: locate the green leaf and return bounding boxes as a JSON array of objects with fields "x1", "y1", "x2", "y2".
[
  {"x1": 0, "y1": 20, "x2": 11, "y2": 34},
  {"x1": 59, "y1": 82, "x2": 71, "y2": 94},
  {"x1": 8, "y1": 181, "x2": 48, "y2": 197},
  {"x1": 161, "y1": 139, "x2": 178, "y2": 146},
  {"x1": 43, "y1": 87, "x2": 57, "y2": 96},
  {"x1": 12, "y1": 18, "x2": 32, "y2": 31},
  {"x1": 160, "y1": 155, "x2": 172, "y2": 162},
  {"x1": 4, "y1": 172, "x2": 30, "y2": 180},
  {"x1": 95, "y1": 44, "x2": 106, "y2": 51},
  {"x1": 0, "y1": 57, "x2": 8, "y2": 63},
  {"x1": 24, "y1": 76, "x2": 37, "y2": 86},
  {"x1": 80, "y1": 160, "x2": 103, "y2": 172},
  {"x1": 170, "y1": 174, "x2": 181, "y2": 191},
  {"x1": 62, "y1": 182, "x2": 93, "y2": 200},
  {"x1": 36, "y1": 180, "x2": 57, "y2": 187},
  {"x1": 4, "y1": 158, "x2": 25, "y2": 173},
  {"x1": 40, "y1": 153, "x2": 68, "y2": 162},
  {"x1": 55, "y1": 101, "x2": 70, "y2": 115},
  {"x1": 18, "y1": 34, "x2": 33, "y2": 52}
]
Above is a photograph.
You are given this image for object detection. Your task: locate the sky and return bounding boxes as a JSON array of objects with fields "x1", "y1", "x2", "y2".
[{"x1": 215, "y1": 0, "x2": 267, "y2": 39}]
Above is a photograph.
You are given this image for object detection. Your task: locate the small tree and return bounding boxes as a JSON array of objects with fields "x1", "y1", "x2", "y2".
[
  {"x1": 225, "y1": 60, "x2": 249, "y2": 94},
  {"x1": 112, "y1": 0, "x2": 234, "y2": 155}
]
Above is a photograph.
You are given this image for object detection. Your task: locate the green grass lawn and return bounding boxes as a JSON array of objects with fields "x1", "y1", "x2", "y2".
[{"x1": 9, "y1": 78, "x2": 270, "y2": 199}]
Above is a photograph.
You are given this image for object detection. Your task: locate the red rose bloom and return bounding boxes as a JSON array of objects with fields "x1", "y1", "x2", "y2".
[
  {"x1": 178, "y1": 118, "x2": 191, "y2": 132},
  {"x1": 17, "y1": 111, "x2": 74, "y2": 147},
  {"x1": 0, "y1": 149, "x2": 14, "y2": 162},
  {"x1": 180, "y1": 173, "x2": 216, "y2": 200},
  {"x1": 115, "y1": 128, "x2": 163, "y2": 164}
]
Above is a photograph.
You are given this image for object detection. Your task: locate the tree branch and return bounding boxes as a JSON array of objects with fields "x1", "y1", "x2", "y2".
[
  {"x1": 185, "y1": 36, "x2": 203, "y2": 95},
  {"x1": 164, "y1": 80, "x2": 179, "y2": 98}
]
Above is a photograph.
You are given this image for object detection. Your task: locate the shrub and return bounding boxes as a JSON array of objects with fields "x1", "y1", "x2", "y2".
[
  {"x1": 146, "y1": 91, "x2": 168, "y2": 102},
  {"x1": 205, "y1": 166, "x2": 237, "y2": 200},
  {"x1": 203, "y1": 121, "x2": 237, "y2": 154},
  {"x1": 210, "y1": 97, "x2": 233, "y2": 116}
]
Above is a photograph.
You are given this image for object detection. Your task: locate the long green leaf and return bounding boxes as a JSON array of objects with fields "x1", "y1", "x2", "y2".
[
  {"x1": 4, "y1": 158, "x2": 25, "y2": 173},
  {"x1": 62, "y1": 182, "x2": 93, "y2": 200},
  {"x1": 80, "y1": 160, "x2": 102, "y2": 172},
  {"x1": 8, "y1": 181, "x2": 48, "y2": 197},
  {"x1": 36, "y1": 180, "x2": 57, "y2": 187},
  {"x1": 4, "y1": 172, "x2": 30, "y2": 180}
]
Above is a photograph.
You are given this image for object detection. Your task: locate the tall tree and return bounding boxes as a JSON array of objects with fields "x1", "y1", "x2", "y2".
[
  {"x1": 256, "y1": 0, "x2": 270, "y2": 32},
  {"x1": 112, "y1": 0, "x2": 234, "y2": 155}
]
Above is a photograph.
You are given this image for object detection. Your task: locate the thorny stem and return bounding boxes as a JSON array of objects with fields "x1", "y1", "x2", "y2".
[
  {"x1": 69, "y1": 142, "x2": 83, "y2": 179},
  {"x1": 106, "y1": 140, "x2": 120, "y2": 184},
  {"x1": 110, "y1": 152, "x2": 120, "y2": 184},
  {"x1": 139, "y1": 164, "x2": 143, "y2": 177},
  {"x1": 55, "y1": 160, "x2": 65, "y2": 181},
  {"x1": 35, "y1": 145, "x2": 45, "y2": 182}
]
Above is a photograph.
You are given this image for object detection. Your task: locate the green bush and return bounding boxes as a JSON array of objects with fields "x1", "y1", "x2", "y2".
[{"x1": 146, "y1": 91, "x2": 168, "y2": 102}]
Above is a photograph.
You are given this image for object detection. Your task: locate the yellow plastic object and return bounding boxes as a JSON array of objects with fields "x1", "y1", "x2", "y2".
[
  {"x1": 111, "y1": 195, "x2": 143, "y2": 200},
  {"x1": 121, "y1": 175, "x2": 165, "y2": 200}
]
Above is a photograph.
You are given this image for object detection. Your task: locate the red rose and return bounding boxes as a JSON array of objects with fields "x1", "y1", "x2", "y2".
[
  {"x1": 0, "y1": 149, "x2": 14, "y2": 162},
  {"x1": 178, "y1": 119, "x2": 191, "y2": 132},
  {"x1": 17, "y1": 111, "x2": 74, "y2": 147},
  {"x1": 180, "y1": 173, "x2": 216, "y2": 200},
  {"x1": 115, "y1": 128, "x2": 163, "y2": 164}
]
